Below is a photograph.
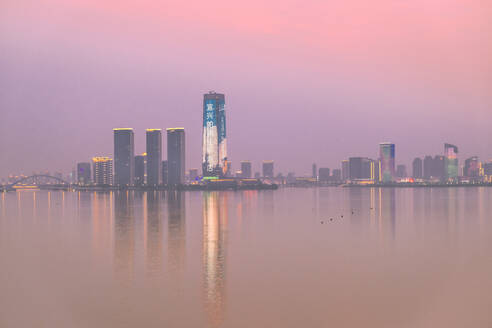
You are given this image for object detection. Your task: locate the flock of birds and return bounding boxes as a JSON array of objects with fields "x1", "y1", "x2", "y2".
[{"x1": 320, "y1": 207, "x2": 374, "y2": 224}]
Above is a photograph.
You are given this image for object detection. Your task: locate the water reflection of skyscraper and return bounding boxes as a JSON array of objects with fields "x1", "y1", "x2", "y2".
[
  {"x1": 145, "y1": 191, "x2": 163, "y2": 276},
  {"x1": 114, "y1": 191, "x2": 135, "y2": 281},
  {"x1": 203, "y1": 192, "x2": 227, "y2": 327},
  {"x1": 378, "y1": 188, "x2": 396, "y2": 243},
  {"x1": 167, "y1": 191, "x2": 186, "y2": 277}
]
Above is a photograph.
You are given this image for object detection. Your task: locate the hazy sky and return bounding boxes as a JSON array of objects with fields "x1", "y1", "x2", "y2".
[{"x1": 1, "y1": 0, "x2": 491, "y2": 178}]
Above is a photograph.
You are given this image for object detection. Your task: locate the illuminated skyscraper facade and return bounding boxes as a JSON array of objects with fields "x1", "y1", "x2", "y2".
[
  {"x1": 379, "y1": 142, "x2": 395, "y2": 183},
  {"x1": 444, "y1": 143, "x2": 459, "y2": 180},
  {"x1": 114, "y1": 128, "x2": 134, "y2": 186},
  {"x1": 146, "y1": 129, "x2": 162, "y2": 186},
  {"x1": 202, "y1": 92, "x2": 227, "y2": 177},
  {"x1": 92, "y1": 157, "x2": 113, "y2": 185},
  {"x1": 167, "y1": 128, "x2": 186, "y2": 186}
]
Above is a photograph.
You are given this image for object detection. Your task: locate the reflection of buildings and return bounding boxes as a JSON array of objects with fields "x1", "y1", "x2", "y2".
[
  {"x1": 203, "y1": 192, "x2": 228, "y2": 327},
  {"x1": 145, "y1": 191, "x2": 163, "y2": 275},
  {"x1": 167, "y1": 191, "x2": 186, "y2": 276},
  {"x1": 114, "y1": 191, "x2": 135, "y2": 280},
  {"x1": 90, "y1": 192, "x2": 113, "y2": 255},
  {"x1": 378, "y1": 188, "x2": 396, "y2": 242}
]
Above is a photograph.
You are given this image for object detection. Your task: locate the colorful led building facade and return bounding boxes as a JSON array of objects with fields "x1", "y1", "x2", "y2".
[
  {"x1": 444, "y1": 143, "x2": 459, "y2": 180},
  {"x1": 202, "y1": 92, "x2": 228, "y2": 177},
  {"x1": 379, "y1": 143, "x2": 395, "y2": 183}
]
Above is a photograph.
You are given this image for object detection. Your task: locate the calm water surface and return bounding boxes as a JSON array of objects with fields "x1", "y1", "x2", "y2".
[{"x1": 1, "y1": 188, "x2": 492, "y2": 327}]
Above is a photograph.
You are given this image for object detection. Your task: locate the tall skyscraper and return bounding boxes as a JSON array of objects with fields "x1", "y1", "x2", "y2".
[
  {"x1": 464, "y1": 156, "x2": 480, "y2": 178},
  {"x1": 444, "y1": 143, "x2": 459, "y2": 180},
  {"x1": 240, "y1": 161, "x2": 252, "y2": 178},
  {"x1": 348, "y1": 157, "x2": 373, "y2": 180},
  {"x1": 167, "y1": 128, "x2": 186, "y2": 186},
  {"x1": 412, "y1": 158, "x2": 423, "y2": 179},
  {"x1": 146, "y1": 129, "x2": 162, "y2": 186},
  {"x1": 312, "y1": 163, "x2": 317, "y2": 179},
  {"x1": 379, "y1": 142, "x2": 395, "y2": 183},
  {"x1": 77, "y1": 162, "x2": 91, "y2": 185},
  {"x1": 134, "y1": 154, "x2": 146, "y2": 186},
  {"x1": 483, "y1": 161, "x2": 492, "y2": 182},
  {"x1": 432, "y1": 155, "x2": 445, "y2": 180},
  {"x1": 113, "y1": 128, "x2": 134, "y2": 186},
  {"x1": 92, "y1": 157, "x2": 113, "y2": 185},
  {"x1": 202, "y1": 92, "x2": 227, "y2": 177},
  {"x1": 423, "y1": 155, "x2": 433, "y2": 179},
  {"x1": 373, "y1": 160, "x2": 380, "y2": 182},
  {"x1": 262, "y1": 161, "x2": 274, "y2": 178},
  {"x1": 341, "y1": 160, "x2": 349, "y2": 181},
  {"x1": 332, "y1": 169, "x2": 341, "y2": 182},
  {"x1": 318, "y1": 168, "x2": 330, "y2": 182}
]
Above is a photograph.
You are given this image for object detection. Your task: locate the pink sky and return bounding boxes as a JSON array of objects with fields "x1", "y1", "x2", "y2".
[{"x1": 1, "y1": 0, "x2": 491, "y2": 177}]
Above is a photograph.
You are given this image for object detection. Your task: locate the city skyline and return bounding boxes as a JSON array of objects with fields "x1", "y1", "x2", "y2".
[
  {"x1": 2, "y1": 2, "x2": 492, "y2": 326},
  {"x1": 1, "y1": 1, "x2": 491, "y2": 178},
  {"x1": 2, "y1": 118, "x2": 492, "y2": 182}
]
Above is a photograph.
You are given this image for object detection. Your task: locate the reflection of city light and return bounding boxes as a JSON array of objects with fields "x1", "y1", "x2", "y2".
[
  {"x1": 203, "y1": 192, "x2": 227, "y2": 327},
  {"x1": 167, "y1": 192, "x2": 186, "y2": 278}
]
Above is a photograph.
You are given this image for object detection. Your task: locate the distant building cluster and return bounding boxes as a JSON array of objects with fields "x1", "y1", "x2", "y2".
[
  {"x1": 2, "y1": 91, "x2": 492, "y2": 188},
  {"x1": 317, "y1": 142, "x2": 492, "y2": 186},
  {"x1": 68, "y1": 92, "x2": 281, "y2": 188},
  {"x1": 75, "y1": 127, "x2": 187, "y2": 187}
]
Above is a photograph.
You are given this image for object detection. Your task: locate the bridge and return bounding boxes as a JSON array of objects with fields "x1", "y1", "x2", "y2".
[{"x1": 1, "y1": 175, "x2": 71, "y2": 191}]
